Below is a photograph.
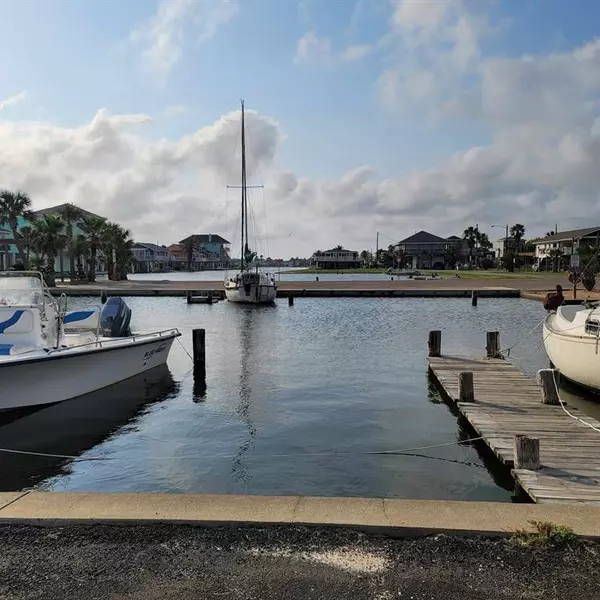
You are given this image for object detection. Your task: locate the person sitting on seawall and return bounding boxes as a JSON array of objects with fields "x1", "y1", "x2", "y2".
[{"x1": 543, "y1": 284, "x2": 565, "y2": 311}]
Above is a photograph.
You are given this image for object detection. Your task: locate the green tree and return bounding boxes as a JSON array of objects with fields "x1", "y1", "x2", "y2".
[
  {"x1": 548, "y1": 247, "x2": 564, "y2": 273},
  {"x1": 334, "y1": 244, "x2": 344, "y2": 251},
  {"x1": 70, "y1": 234, "x2": 90, "y2": 280},
  {"x1": 79, "y1": 216, "x2": 107, "y2": 282},
  {"x1": 59, "y1": 203, "x2": 83, "y2": 280},
  {"x1": 462, "y1": 226, "x2": 478, "y2": 267},
  {"x1": 510, "y1": 224, "x2": 526, "y2": 252},
  {"x1": 102, "y1": 222, "x2": 133, "y2": 280},
  {"x1": 31, "y1": 215, "x2": 66, "y2": 286},
  {"x1": 0, "y1": 190, "x2": 35, "y2": 265},
  {"x1": 477, "y1": 231, "x2": 493, "y2": 252},
  {"x1": 18, "y1": 225, "x2": 35, "y2": 267}
]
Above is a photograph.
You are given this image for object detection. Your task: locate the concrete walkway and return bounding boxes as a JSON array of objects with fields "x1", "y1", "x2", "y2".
[{"x1": 2, "y1": 492, "x2": 600, "y2": 537}]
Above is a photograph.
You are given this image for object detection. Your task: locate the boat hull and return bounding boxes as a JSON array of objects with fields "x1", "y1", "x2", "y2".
[
  {"x1": 543, "y1": 318, "x2": 600, "y2": 391},
  {"x1": 225, "y1": 284, "x2": 277, "y2": 304},
  {"x1": 0, "y1": 332, "x2": 179, "y2": 409}
]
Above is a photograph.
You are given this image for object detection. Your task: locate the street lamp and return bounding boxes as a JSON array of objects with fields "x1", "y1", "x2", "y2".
[{"x1": 491, "y1": 224, "x2": 509, "y2": 257}]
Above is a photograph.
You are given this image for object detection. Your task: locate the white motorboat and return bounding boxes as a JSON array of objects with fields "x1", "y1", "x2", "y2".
[
  {"x1": 0, "y1": 271, "x2": 180, "y2": 409},
  {"x1": 543, "y1": 303, "x2": 600, "y2": 391},
  {"x1": 224, "y1": 100, "x2": 277, "y2": 305}
]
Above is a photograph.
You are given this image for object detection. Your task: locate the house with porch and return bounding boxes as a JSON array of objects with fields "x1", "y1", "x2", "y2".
[
  {"x1": 311, "y1": 248, "x2": 361, "y2": 269},
  {"x1": 177, "y1": 234, "x2": 231, "y2": 269},
  {"x1": 395, "y1": 231, "x2": 448, "y2": 269},
  {"x1": 131, "y1": 243, "x2": 171, "y2": 273},
  {"x1": 533, "y1": 227, "x2": 600, "y2": 271}
]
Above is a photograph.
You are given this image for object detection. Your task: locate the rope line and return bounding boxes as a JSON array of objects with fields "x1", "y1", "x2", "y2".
[
  {"x1": 0, "y1": 437, "x2": 484, "y2": 463},
  {"x1": 551, "y1": 371, "x2": 600, "y2": 434}
]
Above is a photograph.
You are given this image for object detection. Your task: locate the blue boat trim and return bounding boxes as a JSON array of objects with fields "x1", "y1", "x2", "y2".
[
  {"x1": 0, "y1": 310, "x2": 24, "y2": 333},
  {"x1": 64, "y1": 310, "x2": 96, "y2": 324},
  {"x1": 0, "y1": 344, "x2": 14, "y2": 355}
]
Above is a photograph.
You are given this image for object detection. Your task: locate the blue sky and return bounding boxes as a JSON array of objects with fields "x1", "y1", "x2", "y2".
[{"x1": 0, "y1": 0, "x2": 599, "y2": 255}]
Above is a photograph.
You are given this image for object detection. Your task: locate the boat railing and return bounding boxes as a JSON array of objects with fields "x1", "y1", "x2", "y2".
[{"x1": 47, "y1": 327, "x2": 181, "y2": 354}]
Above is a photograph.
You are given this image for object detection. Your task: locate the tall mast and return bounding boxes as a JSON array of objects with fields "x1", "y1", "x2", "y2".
[{"x1": 240, "y1": 100, "x2": 249, "y2": 271}]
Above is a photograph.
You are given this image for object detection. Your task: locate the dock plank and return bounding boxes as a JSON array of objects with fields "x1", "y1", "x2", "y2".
[{"x1": 428, "y1": 355, "x2": 600, "y2": 504}]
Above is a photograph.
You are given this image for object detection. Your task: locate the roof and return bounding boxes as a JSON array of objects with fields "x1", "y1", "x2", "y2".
[
  {"x1": 533, "y1": 227, "x2": 600, "y2": 244},
  {"x1": 397, "y1": 230, "x2": 447, "y2": 245},
  {"x1": 133, "y1": 242, "x2": 168, "y2": 252},
  {"x1": 33, "y1": 203, "x2": 104, "y2": 220},
  {"x1": 446, "y1": 235, "x2": 463, "y2": 241},
  {"x1": 322, "y1": 248, "x2": 357, "y2": 253},
  {"x1": 179, "y1": 234, "x2": 230, "y2": 245}
]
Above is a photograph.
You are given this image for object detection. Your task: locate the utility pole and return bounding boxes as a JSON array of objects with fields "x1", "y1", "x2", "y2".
[{"x1": 376, "y1": 231, "x2": 379, "y2": 266}]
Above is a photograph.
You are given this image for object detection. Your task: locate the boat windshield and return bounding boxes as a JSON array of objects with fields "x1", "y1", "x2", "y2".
[{"x1": 0, "y1": 275, "x2": 45, "y2": 306}]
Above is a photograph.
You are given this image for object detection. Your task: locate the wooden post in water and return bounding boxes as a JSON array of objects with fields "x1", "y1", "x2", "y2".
[
  {"x1": 100, "y1": 290, "x2": 107, "y2": 304},
  {"x1": 316, "y1": 276, "x2": 319, "y2": 282},
  {"x1": 186, "y1": 291, "x2": 193, "y2": 304},
  {"x1": 288, "y1": 294, "x2": 294, "y2": 306},
  {"x1": 428, "y1": 330, "x2": 442, "y2": 357},
  {"x1": 458, "y1": 372, "x2": 474, "y2": 402},
  {"x1": 486, "y1": 331, "x2": 502, "y2": 358},
  {"x1": 514, "y1": 435, "x2": 540, "y2": 470},
  {"x1": 471, "y1": 290, "x2": 478, "y2": 306},
  {"x1": 207, "y1": 290, "x2": 213, "y2": 304},
  {"x1": 537, "y1": 369, "x2": 560, "y2": 405},
  {"x1": 192, "y1": 328, "x2": 206, "y2": 378}
]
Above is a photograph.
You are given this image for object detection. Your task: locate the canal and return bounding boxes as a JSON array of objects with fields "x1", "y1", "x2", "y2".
[{"x1": 0, "y1": 296, "x2": 596, "y2": 500}]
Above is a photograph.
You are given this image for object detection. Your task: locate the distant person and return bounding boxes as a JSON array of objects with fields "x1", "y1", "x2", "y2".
[{"x1": 543, "y1": 284, "x2": 564, "y2": 311}]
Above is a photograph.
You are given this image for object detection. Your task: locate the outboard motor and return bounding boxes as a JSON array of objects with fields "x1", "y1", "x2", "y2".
[{"x1": 100, "y1": 297, "x2": 132, "y2": 337}]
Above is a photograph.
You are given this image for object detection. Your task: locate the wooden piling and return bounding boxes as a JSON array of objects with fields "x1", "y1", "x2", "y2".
[
  {"x1": 192, "y1": 328, "x2": 206, "y2": 375},
  {"x1": 537, "y1": 369, "x2": 561, "y2": 405},
  {"x1": 100, "y1": 290, "x2": 107, "y2": 304},
  {"x1": 316, "y1": 276, "x2": 319, "y2": 282},
  {"x1": 458, "y1": 372, "x2": 474, "y2": 402},
  {"x1": 486, "y1": 331, "x2": 502, "y2": 358},
  {"x1": 288, "y1": 294, "x2": 294, "y2": 306},
  {"x1": 207, "y1": 290, "x2": 213, "y2": 303},
  {"x1": 471, "y1": 290, "x2": 478, "y2": 306},
  {"x1": 186, "y1": 291, "x2": 193, "y2": 304},
  {"x1": 428, "y1": 330, "x2": 442, "y2": 357},
  {"x1": 513, "y1": 435, "x2": 540, "y2": 470}
]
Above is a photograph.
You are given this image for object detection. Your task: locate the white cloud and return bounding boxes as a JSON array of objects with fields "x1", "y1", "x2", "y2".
[
  {"x1": 130, "y1": 0, "x2": 238, "y2": 77},
  {"x1": 340, "y1": 44, "x2": 374, "y2": 62},
  {"x1": 294, "y1": 32, "x2": 333, "y2": 66},
  {"x1": 0, "y1": 91, "x2": 27, "y2": 112}
]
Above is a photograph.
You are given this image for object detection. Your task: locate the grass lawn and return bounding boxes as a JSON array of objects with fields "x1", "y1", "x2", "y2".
[{"x1": 284, "y1": 268, "x2": 562, "y2": 280}]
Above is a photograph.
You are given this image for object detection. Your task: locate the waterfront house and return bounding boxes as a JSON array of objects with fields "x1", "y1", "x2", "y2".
[
  {"x1": 311, "y1": 248, "x2": 361, "y2": 269},
  {"x1": 396, "y1": 231, "x2": 448, "y2": 269},
  {"x1": 131, "y1": 242, "x2": 171, "y2": 273},
  {"x1": 0, "y1": 227, "x2": 16, "y2": 270},
  {"x1": 177, "y1": 234, "x2": 231, "y2": 269},
  {"x1": 533, "y1": 227, "x2": 600, "y2": 270}
]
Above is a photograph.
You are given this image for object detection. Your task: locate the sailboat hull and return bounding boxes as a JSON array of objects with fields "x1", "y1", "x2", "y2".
[{"x1": 225, "y1": 283, "x2": 277, "y2": 304}]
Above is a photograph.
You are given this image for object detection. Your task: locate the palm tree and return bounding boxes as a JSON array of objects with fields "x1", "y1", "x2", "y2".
[
  {"x1": 0, "y1": 190, "x2": 35, "y2": 265},
  {"x1": 334, "y1": 244, "x2": 344, "y2": 251},
  {"x1": 79, "y1": 216, "x2": 107, "y2": 282},
  {"x1": 31, "y1": 215, "x2": 66, "y2": 286},
  {"x1": 18, "y1": 225, "x2": 35, "y2": 267},
  {"x1": 70, "y1": 234, "x2": 90, "y2": 280},
  {"x1": 510, "y1": 224, "x2": 526, "y2": 253},
  {"x1": 102, "y1": 222, "x2": 133, "y2": 280},
  {"x1": 462, "y1": 226, "x2": 478, "y2": 267},
  {"x1": 59, "y1": 203, "x2": 83, "y2": 281}
]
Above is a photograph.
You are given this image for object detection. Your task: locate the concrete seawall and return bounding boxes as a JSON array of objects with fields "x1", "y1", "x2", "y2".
[{"x1": 1, "y1": 492, "x2": 600, "y2": 537}]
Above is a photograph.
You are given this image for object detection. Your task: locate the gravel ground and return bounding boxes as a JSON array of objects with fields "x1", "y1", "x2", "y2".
[{"x1": 0, "y1": 524, "x2": 598, "y2": 599}]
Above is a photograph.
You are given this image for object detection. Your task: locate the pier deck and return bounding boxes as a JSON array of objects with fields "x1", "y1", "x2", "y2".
[{"x1": 428, "y1": 356, "x2": 600, "y2": 504}]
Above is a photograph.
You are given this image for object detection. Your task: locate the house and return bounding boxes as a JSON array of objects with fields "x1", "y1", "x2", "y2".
[
  {"x1": 396, "y1": 231, "x2": 448, "y2": 269},
  {"x1": 178, "y1": 234, "x2": 231, "y2": 269},
  {"x1": 533, "y1": 227, "x2": 600, "y2": 271},
  {"x1": 312, "y1": 248, "x2": 360, "y2": 269},
  {"x1": 0, "y1": 227, "x2": 16, "y2": 270},
  {"x1": 131, "y1": 243, "x2": 171, "y2": 273}
]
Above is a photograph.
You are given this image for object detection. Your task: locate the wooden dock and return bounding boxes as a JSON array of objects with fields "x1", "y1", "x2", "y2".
[{"x1": 428, "y1": 354, "x2": 600, "y2": 504}]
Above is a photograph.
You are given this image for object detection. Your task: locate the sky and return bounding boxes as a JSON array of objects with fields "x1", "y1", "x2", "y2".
[{"x1": 0, "y1": 0, "x2": 599, "y2": 258}]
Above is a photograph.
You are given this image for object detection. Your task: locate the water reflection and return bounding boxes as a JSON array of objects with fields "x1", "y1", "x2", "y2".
[{"x1": 0, "y1": 365, "x2": 178, "y2": 491}]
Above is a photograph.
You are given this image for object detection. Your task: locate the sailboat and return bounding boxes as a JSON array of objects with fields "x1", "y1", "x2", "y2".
[{"x1": 224, "y1": 101, "x2": 277, "y2": 305}]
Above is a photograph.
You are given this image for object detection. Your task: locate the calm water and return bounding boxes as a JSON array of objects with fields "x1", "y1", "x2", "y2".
[
  {"x1": 1, "y1": 297, "x2": 597, "y2": 501},
  {"x1": 128, "y1": 269, "x2": 410, "y2": 282}
]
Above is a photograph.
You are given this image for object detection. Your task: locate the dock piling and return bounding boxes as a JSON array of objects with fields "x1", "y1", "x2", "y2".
[
  {"x1": 100, "y1": 290, "x2": 107, "y2": 304},
  {"x1": 486, "y1": 331, "x2": 502, "y2": 358},
  {"x1": 186, "y1": 291, "x2": 193, "y2": 304},
  {"x1": 192, "y1": 328, "x2": 206, "y2": 377},
  {"x1": 514, "y1": 435, "x2": 540, "y2": 470},
  {"x1": 471, "y1": 290, "x2": 478, "y2": 306},
  {"x1": 537, "y1": 369, "x2": 561, "y2": 405},
  {"x1": 288, "y1": 294, "x2": 294, "y2": 306},
  {"x1": 458, "y1": 372, "x2": 474, "y2": 402},
  {"x1": 428, "y1": 330, "x2": 442, "y2": 357}
]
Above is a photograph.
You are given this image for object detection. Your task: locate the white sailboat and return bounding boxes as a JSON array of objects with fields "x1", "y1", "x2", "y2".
[
  {"x1": 224, "y1": 101, "x2": 277, "y2": 305},
  {"x1": 0, "y1": 271, "x2": 180, "y2": 409},
  {"x1": 543, "y1": 303, "x2": 600, "y2": 391}
]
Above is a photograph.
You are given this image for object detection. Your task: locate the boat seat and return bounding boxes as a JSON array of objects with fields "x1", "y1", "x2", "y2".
[{"x1": 0, "y1": 343, "x2": 37, "y2": 356}]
